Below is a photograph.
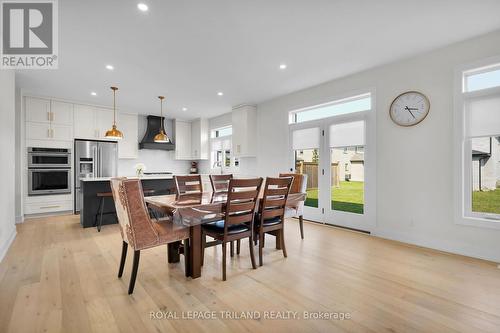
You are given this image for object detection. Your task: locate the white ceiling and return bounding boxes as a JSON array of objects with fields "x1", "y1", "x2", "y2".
[{"x1": 16, "y1": 0, "x2": 500, "y2": 119}]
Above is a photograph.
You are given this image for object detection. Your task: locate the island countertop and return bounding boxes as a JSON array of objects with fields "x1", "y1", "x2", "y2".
[{"x1": 80, "y1": 175, "x2": 174, "y2": 182}]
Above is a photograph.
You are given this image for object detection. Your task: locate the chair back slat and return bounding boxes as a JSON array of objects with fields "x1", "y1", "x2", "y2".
[
  {"x1": 174, "y1": 175, "x2": 203, "y2": 196},
  {"x1": 210, "y1": 174, "x2": 232, "y2": 192},
  {"x1": 221, "y1": 178, "x2": 263, "y2": 235},
  {"x1": 226, "y1": 212, "x2": 254, "y2": 225},
  {"x1": 227, "y1": 190, "x2": 259, "y2": 200},
  {"x1": 279, "y1": 173, "x2": 307, "y2": 194},
  {"x1": 258, "y1": 177, "x2": 293, "y2": 226}
]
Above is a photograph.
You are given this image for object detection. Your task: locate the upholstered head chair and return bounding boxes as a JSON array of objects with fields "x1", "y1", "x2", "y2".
[
  {"x1": 110, "y1": 177, "x2": 190, "y2": 294},
  {"x1": 279, "y1": 173, "x2": 308, "y2": 239}
]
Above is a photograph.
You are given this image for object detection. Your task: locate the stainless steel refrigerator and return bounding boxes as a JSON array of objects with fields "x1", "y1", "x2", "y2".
[{"x1": 74, "y1": 140, "x2": 118, "y2": 213}]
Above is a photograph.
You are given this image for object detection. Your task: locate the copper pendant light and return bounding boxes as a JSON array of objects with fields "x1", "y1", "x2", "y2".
[
  {"x1": 105, "y1": 86, "x2": 123, "y2": 140},
  {"x1": 154, "y1": 96, "x2": 170, "y2": 143}
]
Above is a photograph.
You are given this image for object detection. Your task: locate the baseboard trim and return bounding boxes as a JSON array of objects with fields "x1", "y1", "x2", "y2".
[
  {"x1": 0, "y1": 228, "x2": 17, "y2": 263},
  {"x1": 373, "y1": 229, "x2": 500, "y2": 263},
  {"x1": 15, "y1": 215, "x2": 24, "y2": 224}
]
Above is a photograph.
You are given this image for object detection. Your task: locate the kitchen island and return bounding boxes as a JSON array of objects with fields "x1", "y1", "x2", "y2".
[{"x1": 79, "y1": 176, "x2": 175, "y2": 228}]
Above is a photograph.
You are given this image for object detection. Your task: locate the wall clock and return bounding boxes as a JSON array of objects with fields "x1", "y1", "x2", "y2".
[{"x1": 389, "y1": 91, "x2": 430, "y2": 127}]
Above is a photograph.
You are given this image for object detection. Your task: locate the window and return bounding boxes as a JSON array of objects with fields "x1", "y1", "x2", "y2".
[
  {"x1": 289, "y1": 93, "x2": 371, "y2": 124},
  {"x1": 457, "y1": 62, "x2": 500, "y2": 226},
  {"x1": 211, "y1": 126, "x2": 232, "y2": 138},
  {"x1": 464, "y1": 64, "x2": 500, "y2": 92},
  {"x1": 211, "y1": 126, "x2": 238, "y2": 170}
]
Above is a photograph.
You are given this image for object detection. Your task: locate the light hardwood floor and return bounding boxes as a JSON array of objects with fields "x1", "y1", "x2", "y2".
[{"x1": 1, "y1": 215, "x2": 500, "y2": 333}]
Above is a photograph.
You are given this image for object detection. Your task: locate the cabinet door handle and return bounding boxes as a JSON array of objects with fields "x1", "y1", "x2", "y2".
[
  {"x1": 47, "y1": 111, "x2": 51, "y2": 121},
  {"x1": 47, "y1": 128, "x2": 51, "y2": 138},
  {"x1": 51, "y1": 129, "x2": 54, "y2": 138},
  {"x1": 50, "y1": 112, "x2": 54, "y2": 122}
]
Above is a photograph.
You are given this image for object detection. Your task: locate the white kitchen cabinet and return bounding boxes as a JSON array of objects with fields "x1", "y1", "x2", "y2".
[
  {"x1": 118, "y1": 113, "x2": 138, "y2": 159},
  {"x1": 50, "y1": 101, "x2": 73, "y2": 125},
  {"x1": 26, "y1": 97, "x2": 51, "y2": 123},
  {"x1": 95, "y1": 107, "x2": 115, "y2": 140},
  {"x1": 26, "y1": 122, "x2": 52, "y2": 140},
  {"x1": 174, "y1": 120, "x2": 192, "y2": 160},
  {"x1": 73, "y1": 104, "x2": 96, "y2": 139},
  {"x1": 191, "y1": 118, "x2": 209, "y2": 160},
  {"x1": 51, "y1": 124, "x2": 73, "y2": 141},
  {"x1": 232, "y1": 105, "x2": 257, "y2": 157}
]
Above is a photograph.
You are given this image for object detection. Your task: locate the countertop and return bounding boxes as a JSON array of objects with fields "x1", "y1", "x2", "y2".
[{"x1": 80, "y1": 175, "x2": 174, "y2": 182}]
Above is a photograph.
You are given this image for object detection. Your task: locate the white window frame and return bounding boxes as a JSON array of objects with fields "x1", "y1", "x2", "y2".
[
  {"x1": 289, "y1": 92, "x2": 372, "y2": 125},
  {"x1": 210, "y1": 126, "x2": 238, "y2": 172},
  {"x1": 287, "y1": 87, "x2": 377, "y2": 231},
  {"x1": 454, "y1": 55, "x2": 500, "y2": 229}
]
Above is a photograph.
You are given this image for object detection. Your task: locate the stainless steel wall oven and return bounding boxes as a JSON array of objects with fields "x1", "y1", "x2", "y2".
[{"x1": 28, "y1": 148, "x2": 72, "y2": 196}]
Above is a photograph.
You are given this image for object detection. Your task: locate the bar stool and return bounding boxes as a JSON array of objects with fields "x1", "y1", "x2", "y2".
[{"x1": 95, "y1": 189, "x2": 156, "y2": 232}]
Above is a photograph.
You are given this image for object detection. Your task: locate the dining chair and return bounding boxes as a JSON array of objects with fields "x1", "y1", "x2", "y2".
[
  {"x1": 174, "y1": 174, "x2": 203, "y2": 196},
  {"x1": 201, "y1": 178, "x2": 263, "y2": 281},
  {"x1": 279, "y1": 173, "x2": 308, "y2": 239},
  {"x1": 110, "y1": 178, "x2": 190, "y2": 294},
  {"x1": 209, "y1": 174, "x2": 233, "y2": 192},
  {"x1": 255, "y1": 177, "x2": 293, "y2": 266}
]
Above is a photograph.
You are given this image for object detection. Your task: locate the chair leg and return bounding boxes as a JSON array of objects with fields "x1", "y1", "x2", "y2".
[
  {"x1": 299, "y1": 215, "x2": 304, "y2": 239},
  {"x1": 236, "y1": 239, "x2": 241, "y2": 255},
  {"x1": 259, "y1": 232, "x2": 263, "y2": 266},
  {"x1": 97, "y1": 197, "x2": 105, "y2": 232},
  {"x1": 118, "y1": 241, "x2": 128, "y2": 278},
  {"x1": 249, "y1": 236, "x2": 257, "y2": 269},
  {"x1": 222, "y1": 242, "x2": 227, "y2": 281},
  {"x1": 230, "y1": 241, "x2": 234, "y2": 257},
  {"x1": 128, "y1": 250, "x2": 140, "y2": 295},
  {"x1": 183, "y1": 238, "x2": 190, "y2": 277},
  {"x1": 281, "y1": 229, "x2": 287, "y2": 258}
]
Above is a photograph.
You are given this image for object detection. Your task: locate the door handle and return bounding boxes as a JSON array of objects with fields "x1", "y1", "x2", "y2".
[{"x1": 47, "y1": 111, "x2": 51, "y2": 121}]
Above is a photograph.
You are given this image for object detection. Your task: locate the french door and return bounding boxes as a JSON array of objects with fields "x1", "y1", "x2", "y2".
[{"x1": 289, "y1": 112, "x2": 375, "y2": 232}]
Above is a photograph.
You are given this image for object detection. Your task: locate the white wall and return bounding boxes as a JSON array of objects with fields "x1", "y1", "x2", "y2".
[
  {"x1": 0, "y1": 70, "x2": 17, "y2": 262},
  {"x1": 118, "y1": 116, "x2": 191, "y2": 175},
  {"x1": 256, "y1": 29, "x2": 500, "y2": 262}
]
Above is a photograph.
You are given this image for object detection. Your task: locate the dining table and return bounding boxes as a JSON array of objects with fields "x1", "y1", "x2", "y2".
[{"x1": 144, "y1": 190, "x2": 306, "y2": 279}]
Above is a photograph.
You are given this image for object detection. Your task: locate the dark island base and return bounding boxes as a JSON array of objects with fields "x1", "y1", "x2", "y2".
[{"x1": 79, "y1": 178, "x2": 175, "y2": 228}]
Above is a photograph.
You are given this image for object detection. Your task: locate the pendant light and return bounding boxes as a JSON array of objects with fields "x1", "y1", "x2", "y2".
[
  {"x1": 154, "y1": 95, "x2": 170, "y2": 143},
  {"x1": 105, "y1": 86, "x2": 123, "y2": 140}
]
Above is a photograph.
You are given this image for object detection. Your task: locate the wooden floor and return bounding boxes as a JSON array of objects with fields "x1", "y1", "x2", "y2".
[{"x1": 1, "y1": 216, "x2": 500, "y2": 333}]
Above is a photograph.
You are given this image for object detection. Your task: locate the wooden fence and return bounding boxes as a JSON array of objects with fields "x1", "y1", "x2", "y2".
[{"x1": 295, "y1": 161, "x2": 340, "y2": 189}]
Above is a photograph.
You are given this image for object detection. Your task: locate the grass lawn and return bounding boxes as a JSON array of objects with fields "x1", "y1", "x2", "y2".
[
  {"x1": 305, "y1": 181, "x2": 364, "y2": 214},
  {"x1": 472, "y1": 189, "x2": 500, "y2": 214}
]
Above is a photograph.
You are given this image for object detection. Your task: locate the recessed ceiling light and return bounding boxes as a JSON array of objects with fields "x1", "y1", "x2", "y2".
[
  {"x1": 279, "y1": 63, "x2": 287, "y2": 70},
  {"x1": 137, "y1": 3, "x2": 148, "y2": 11},
  {"x1": 105, "y1": 64, "x2": 114, "y2": 70},
  {"x1": 91, "y1": 92, "x2": 97, "y2": 96},
  {"x1": 182, "y1": 107, "x2": 188, "y2": 111},
  {"x1": 217, "y1": 92, "x2": 224, "y2": 96}
]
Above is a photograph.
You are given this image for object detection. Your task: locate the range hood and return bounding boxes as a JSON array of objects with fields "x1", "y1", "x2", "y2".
[{"x1": 139, "y1": 115, "x2": 175, "y2": 150}]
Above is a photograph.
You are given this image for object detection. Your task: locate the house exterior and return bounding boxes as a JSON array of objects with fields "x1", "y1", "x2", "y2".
[{"x1": 472, "y1": 137, "x2": 500, "y2": 191}]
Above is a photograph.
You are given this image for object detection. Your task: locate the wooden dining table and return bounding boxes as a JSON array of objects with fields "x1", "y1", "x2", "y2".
[{"x1": 144, "y1": 190, "x2": 306, "y2": 279}]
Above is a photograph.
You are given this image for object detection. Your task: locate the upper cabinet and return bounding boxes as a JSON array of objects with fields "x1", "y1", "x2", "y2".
[
  {"x1": 50, "y1": 101, "x2": 73, "y2": 125},
  {"x1": 25, "y1": 97, "x2": 73, "y2": 141},
  {"x1": 73, "y1": 104, "x2": 96, "y2": 139},
  {"x1": 232, "y1": 105, "x2": 257, "y2": 157},
  {"x1": 73, "y1": 106, "x2": 115, "y2": 140},
  {"x1": 191, "y1": 118, "x2": 209, "y2": 160},
  {"x1": 118, "y1": 114, "x2": 138, "y2": 159},
  {"x1": 173, "y1": 120, "x2": 192, "y2": 160},
  {"x1": 174, "y1": 118, "x2": 209, "y2": 160},
  {"x1": 26, "y1": 97, "x2": 51, "y2": 123}
]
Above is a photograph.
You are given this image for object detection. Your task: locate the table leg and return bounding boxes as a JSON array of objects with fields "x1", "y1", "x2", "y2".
[
  {"x1": 189, "y1": 225, "x2": 202, "y2": 278},
  {"x1": 167, "y1": 241, "x2": 181, "y2": 263}
]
